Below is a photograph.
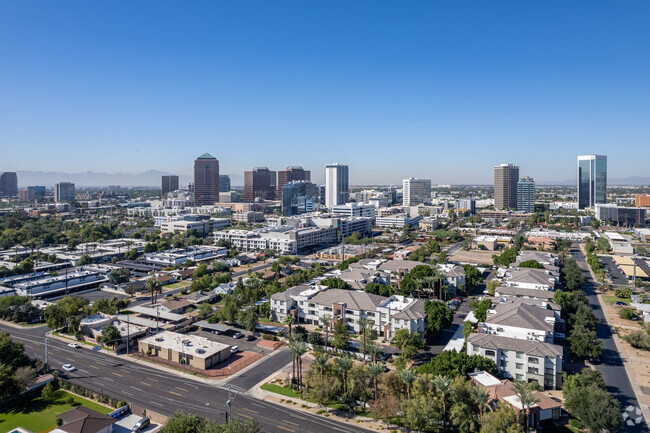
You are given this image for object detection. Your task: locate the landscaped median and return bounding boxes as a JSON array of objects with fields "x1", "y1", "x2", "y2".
[{"x1": 0, "y1": 389, "x2": 113, "y2": 433}]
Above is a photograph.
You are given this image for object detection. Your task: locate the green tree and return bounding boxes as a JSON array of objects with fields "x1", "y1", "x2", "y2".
[
  {"x1": 463, "y1": 264, "x2": 484, "y2": 291},
  {"x1": 197, "y1": 303, "x2": 213, "y2": 319},
  {"x1": 432, "y1": 374, "x2": 452, "y2": 431},
  {"x1": 77, "y1": 254, "x2": 92, "y2": 265},
  {"x1": 597, "y1": 236, "x2": 611, "y2": 253},
  {"x1": 366, "y1": 362, "x2": 384, "y2": 399},
  {"x1": 333, "y1": 356, "x2": 354, "y2": 394},
  {"x1": 518, "y1": 259, "x2": 544, "y2": 269},
  {"x1": 41, "y1": 382, "x2": 55, "y2": 402},
  {"x1": 418, "y1": 350, "x2": 497, "y2": 377},
  {"x1": 512, "y1": 381, "x2": 540, "y2": 433},
  {"x1": 479, "y1": 405, "x2": 523, "y2": 433},
  {"x1": 472, "y1": 298, "x2": 492, "y2": 322},
  {"x1": 486, "y1": 279, "x2": 499, "y2": 296},
  {"x1": 423, "y1": 300, "x2": 452, "y2": 335},
  {"x1": 332, "y1": 320, "x2": 350, "y2": 351},
  {"x1": 390, "y1": 329, "x2": 424, "y2": 358},
  {"x1": 0, "y1": 332, "x2": 29, "y2": 369},
  {"x1": 568, "y1": 324, "x2": 603, "y2": 358},
  {"x1": 99, "y1": 324, "x2": 122, "y2": 350},
  {"x1": 565, "y1": 383, "x2": 622, "y2": 433}
]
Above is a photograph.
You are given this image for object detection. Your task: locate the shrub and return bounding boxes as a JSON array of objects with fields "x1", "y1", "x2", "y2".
[
  {"x1": 615, "y1": 287, "x2": 632, "y2": 299},
  {"x1": 262, "y1": 334, "x2": 277, "y2": 341},
  {"x1": 570, "y1": 419, "x2": 583, "y2": 429},
  {"x1": 620, "y1": 308, "x2": 637, "y2": 321},
  {"x1": 65, "y1": 396, "x2": 74, "y2": 405}
]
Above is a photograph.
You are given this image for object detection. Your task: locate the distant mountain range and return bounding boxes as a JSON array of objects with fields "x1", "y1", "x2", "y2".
[
  {"x1": 15, "y1": 170, "x2": 244, "y2": 188},
  {"x1": 13, "y1": 170, "x2": 650, "y2": 188}
]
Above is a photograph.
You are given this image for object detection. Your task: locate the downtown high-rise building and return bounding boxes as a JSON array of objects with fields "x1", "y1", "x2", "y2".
[
  {"x1": 193, "y1": 153, "x2": 219, "y2": 206},
  {"x1": 161, "y1": 175, "x2": 179, "y2": 198},
  {"x1": 517, "y1": 176, "x2": 535, "y2": 213},
  {"x1": 0, "y1": 172, "x2": 18, "y2": 197},
  {"x1": 244, "y1": 167, "x2": 277, "y2": 202},
  {"x1": 219, "y1": 175, "x2": 231, "y2": 192},
  {"x1": 325, "y1": 163, "x2": 349, "y2": 208},
  {"x1": 494, "y1": 163, "x2": 520, "y2": 209},
  {"x1": 402, "y1": 178, "x2": 431, "y2": 206},
  {"x1": 54, "y1": 182, "x2": 75, "y2": 202},
  {"x1": 277, "y1": 166, "x2": 311, "y2": 199},
  {"x1": 282, "y1": 181, "x2": 319, "y2": 216},
  {"x1": 577, "y1": 154, "x2": 607, "y2": 209}
]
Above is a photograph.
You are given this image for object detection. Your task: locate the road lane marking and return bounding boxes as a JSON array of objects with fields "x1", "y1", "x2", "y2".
[
  {"x1": 147, "y1": 377, "x2": 158, "y2": 382},
  {"x1": 95, "y1": 360, "x2": 108, "y2": 365},
  {"x1": 151, "y1": 401, "x2": 164, "y2": 407},
  {"x1": 89, "y1": 365, "x2": 99, "y2": 369},
  {"x1": 112, "y1": 372, "x2": 123, "y2": 377},
  {"x1": 243, "y1": 408, "x2": 257, "y2": 414},
  {"x1": 277, "y1": 426, "x2": 295, "y2": 432},
  {"x1": 237, "y1": 413, "x2": 253, "y2": 419},
  {"x1": 176, "y1": 386, "x2": 189, "y2": 392},
  {"x1": 103, "y1": 377, "x2": 114, "y2": 382},
  {"x1": 283, "y1": 420, "x2": 299, "y2": 426},
  {"x1": 130, "y1": 386, "x2": 142, "y2": 391},
  {"x1": 140, "y1": 381, "x2": 152, "y2": 386},
  {"x1": 66, "y1": 357, "x2": 75, "y2": 362},
  {"x1": 250, "y1": 402, "x2": 265, "y2": 408},
  {"x1": 169, "y1": 391, "x2": 183, "y2": 396}
]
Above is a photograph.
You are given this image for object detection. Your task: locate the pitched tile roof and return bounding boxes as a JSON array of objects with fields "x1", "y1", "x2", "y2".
[
  {"x1": 485, "y1": 302, "x2": 555, "y2": 332},
  {"x1": 467, "y1": 333, "x2": 563, "y2": 358},
  {"x1": 493, "y1": 286, "x2": 555, "y2": 299},
  {"x1": 309, "y1": 289, "x2": 386, "y2": 311},
  {"x1": 57, "y1": 406, "x2": 116, "y2": 433}
]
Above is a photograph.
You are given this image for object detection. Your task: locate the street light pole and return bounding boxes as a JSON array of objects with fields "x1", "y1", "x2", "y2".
[
  {"x1": 45, "y1": 337, "x2": 49, "y2": 371},
  {"x1": 226, "y1": 385, "x2": 232, "y2": 423}
]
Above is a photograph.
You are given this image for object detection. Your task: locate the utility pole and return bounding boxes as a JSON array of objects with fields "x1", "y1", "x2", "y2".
[
  {"x1": 226, "y1": 385, "x2": 232, "y2": 423},
  {"x1": 126, "y1": 317, "x2": 130, "y2": 355},
  {"x1": 45, "y1": 337, "x2": 49, "y2": 371}
]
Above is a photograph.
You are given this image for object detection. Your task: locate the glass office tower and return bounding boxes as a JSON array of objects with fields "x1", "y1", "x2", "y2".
[{"x1": 577, "y1": 155, "x2": 607, "y2": 209}]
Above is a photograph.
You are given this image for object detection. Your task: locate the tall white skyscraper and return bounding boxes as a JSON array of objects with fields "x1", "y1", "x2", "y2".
[
  {"x1": 577, "y1": 155, "x2": 607, "y2": 209},
  {"x1": 402, "y1": 178, "x2": 431, "y2": 206},
  {"x1": 325, "y1": 163, "x2": 349, "y2": 208},
  {"x1": 517, "y1": 177, "x2": 535, "y2": 213}
]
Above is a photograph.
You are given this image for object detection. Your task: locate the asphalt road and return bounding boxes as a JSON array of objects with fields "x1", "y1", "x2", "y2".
[
  {"x1": 1, "y1": 324, "x2": 373, "y2": 433},
  {"x1": 570, "y1": 245, "x2": 648, "y2": 432},
  {"x1": 228, "y1": 348, "x2": 292, "y2": 391}
]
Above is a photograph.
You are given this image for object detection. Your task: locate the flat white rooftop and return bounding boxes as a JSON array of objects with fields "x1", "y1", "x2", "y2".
[
  {"x1": 140, "y1": 331, "x2": 229, "y2": 358},
  {"x1": 468, "y1": 371, "x2": 502, "y2": 387}
]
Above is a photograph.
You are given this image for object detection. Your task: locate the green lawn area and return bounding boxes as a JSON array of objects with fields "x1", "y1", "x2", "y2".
[
  {"x1": 602, "y1": 294, "x2": 630, "y2": 305},
  {"x1": 261, "y1": 383, "x2": 301, "y2": 399},
  {"x1": 0, "y1": 390, "x2": 112, "y2": 433},
  {"x1": 165, "y1": 282, "x2": 190, "y2": 289}
]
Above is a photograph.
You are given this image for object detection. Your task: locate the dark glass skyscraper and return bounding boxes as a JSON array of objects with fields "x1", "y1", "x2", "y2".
[
  {"x1": 0, "y1": 172, "x2": 18, "y2": 197},
  {"x1": 194, "y1": 153, "x2": 219, "y2": 205},
  {"x1": 577, "y1": 155, "x2": 607, "y2": 209},
  {"x1": 161, "y1": 175, "x2": 179, "y2": 198},
  {"x1": 219, "y1": 175, "x2": 231, "y2": 192},
  {"x1": 244, "y1": 167, "x2": 276, "y2": 202},
  {"x1": 277, "y1": 166, "x2": 311, "y2": 199}
]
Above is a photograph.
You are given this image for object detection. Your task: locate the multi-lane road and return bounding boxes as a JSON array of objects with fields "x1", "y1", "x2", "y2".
[
  {"x1": 570, "y1": 245, "x2": 648, "y2": 432},
  {"x1": 1, "y1": 323, "x2": 372, "y2": 433}
]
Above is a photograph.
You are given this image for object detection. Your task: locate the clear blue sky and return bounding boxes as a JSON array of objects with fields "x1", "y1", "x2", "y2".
[{"x1": 2, "y1": 1, "x2": 649, "y2": 184}]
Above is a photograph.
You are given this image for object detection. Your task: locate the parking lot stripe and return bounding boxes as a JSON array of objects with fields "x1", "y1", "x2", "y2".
[
  {"x1": 169, "y1": 391, "x2": 183, "y2": 397},
  {"x1": 112, "y1": 372, "x2": 123, "y2": 377},
  {"x1": 89, "y1": 365, "x2": 99, "y2": 369},
  {"x1": 237, "y1": 413, "x2": 253, "y2": 419},
  {"x1": 283, "y1": 420, "x2": 299, "y2": 427},
  {"x1": 66, "y1": 357, "x2": 75, "y2": 362},
  {"x1": 140, "y1": 381, "x2": 152, "y2": 386},
  {"x1": 147, "y1": 377, "x2": 158, "y2": 382},
  {"x1": 243, "y1": 408, "x2": 257, "y2": 414},
  {"x1": 277, "y1": 426, "x2": 295, "y2": 432},
  {"x1": 176, "y1": 387, "x2": 189, "y2": 392}
]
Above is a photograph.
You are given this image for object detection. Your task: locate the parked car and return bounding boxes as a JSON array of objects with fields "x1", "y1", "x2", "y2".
[
  {"x1": 68, "y1": 343, "x2": 80, "y2": 349},
  {"x1": 132, "y1": 417, "x2": 150, "y2": 432},
  {"x1": 379, "y1": 352, "x2": 393, "y2": 361},
  {"x1": 233, "y1": 332, "x2": 243, "y2": 339},
  {"x1": 230, "y1": 346, "x2": 240, "y2": 353},
  {"x1": 62, "y1": 364, "x2": 76, "y2": 372},
  {"x1": 244, "y1": 334, "x2": 256, "y2": 341},
  {"x1": 616, "y1": 301, "x2": 627, "y2": 306},
  {"x1": 452, "y1": 297, "x2": 462, "y2": 303}
]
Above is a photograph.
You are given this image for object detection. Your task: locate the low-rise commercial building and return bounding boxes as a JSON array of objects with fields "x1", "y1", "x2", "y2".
[
  {"x1": 233, "y1": 211, "x2": 265, "y2": 223},
  {"x1": 138, "y1": 330, "x2": 231, "y2": 370},
  {"x1": 13, "y1": 269, "x2": 108, "y2": 298},
  {"x1": 595, "y1": 204, "x2": 647, "y2": 227},
  {"x1": 144, "y1": 246, "x2": 227, "y2": 266},
  {"x1": 375, "y1": 214, "x2": 423, "y2": 229}
]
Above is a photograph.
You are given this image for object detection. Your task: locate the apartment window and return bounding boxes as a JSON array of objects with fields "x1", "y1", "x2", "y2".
[
  {"x1": 516, "y1": 374, "x2": 524, "y2": 381},
  {"x1": 499, "y1": 361, "x2": 506, "y2": 368},
  {"x1": 528, "y1": 367, "x2": 539, "y2": 375},
  {"x1": 366, "y1": 312, "x2": 375, "y2": 317},
  {"x1": 485, "y1": 350, "x2": 496, "y2": 357},
  {"x1": 529, "y1": 357, "x2": 539, "y2": 364},
  {"x1": 516, "y1": 363, "x2": 524, "y2": 370},
  {"x1": 516, "y1": 352, "x2": 523, "y2": 359},
  {"x1": 472, "y1": 345, "x2": 479, "y2": 352},
  {"x1": 545, "y1": 368, "x2": 554, "y2": 375}
]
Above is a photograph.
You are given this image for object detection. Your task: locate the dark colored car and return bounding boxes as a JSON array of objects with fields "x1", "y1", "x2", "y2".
[
  {"x1": 245, "y1": 334, "x2": 256, "y2": 341},
  {"x1": 132, "y1": 417, "x2": 150, "y2": 432},
  {"x1": 233, "y1": 332, "x2": 243, "y2": 339}
]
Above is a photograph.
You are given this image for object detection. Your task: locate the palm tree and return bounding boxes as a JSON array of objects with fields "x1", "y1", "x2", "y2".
[
  {"x1": 313, "y1": 352, "x2": 330, "y2": 380},
  {"x1": 396, "y1": 369, "x2": 417, "y2": 399},
  {"x1": 470, "y1": 385, "x2": 492, "y2": 422},
  {"x1": 366, "y1": 363, "x2": 384, "y2": 399},
  {"x1": 513, "y1": 381, "x2": 540, "y2": 433},
  {"x1": 334, "y1": 356, "x2": 354, "y2": 394},
  {"x1": 366, "y1": 343, "x2": 383, "y2": 363},
  {"x1": 291, "y1": 340, "x2": 308, "y2": 397},
  {"x1": 283, "y1": 315, "x2": 295, "y2": 337},
  {"x1": 358, "y1": 317, "x2": 374, "y2": 363},
  {"x1": 432, "y1": 375, "x2": 451, "y2": 431},
  {"x1": 319, "y1": 314, "x2": 332, "y2": 351},
  {"x1": 146, "y1": 278, "x2": 162, "y2": 305}
]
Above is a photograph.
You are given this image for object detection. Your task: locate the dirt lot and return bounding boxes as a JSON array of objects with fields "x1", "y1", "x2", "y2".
[{"x1": 449, "y1": 249, "x2": 497, "y2": 265}]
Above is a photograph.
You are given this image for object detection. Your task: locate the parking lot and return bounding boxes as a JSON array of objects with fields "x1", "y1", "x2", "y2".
[
  {"x1": 599, "y1": 256, "x2": 629, "y2": 286},
  {"x1": 114, "y1": 413, "x2": 159, "y2": 433},
  {"x1": 190, "y1": 328, "x2": 274, "y2": 356}
]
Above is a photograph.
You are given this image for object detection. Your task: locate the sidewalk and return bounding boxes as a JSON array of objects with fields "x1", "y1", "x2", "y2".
[{"x1": 579, "y1": 244, "x2": 650, "y2": 424}]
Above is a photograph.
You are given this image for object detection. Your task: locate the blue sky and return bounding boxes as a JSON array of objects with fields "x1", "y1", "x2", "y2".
[{"x1": 1, "y1": 1, "x2": 649, "y2": 185}]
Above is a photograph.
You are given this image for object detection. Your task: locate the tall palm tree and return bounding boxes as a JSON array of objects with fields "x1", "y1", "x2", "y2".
[
  {"x1": 291, "y1": 340, "x2": 308, "y2": 397},
  {"x1": 357, "y1": 317, "x2": 374, "y2": 363},
  {"x1": 432, "y1": 375, "x2": 451, "y2": 432},
  {"x1": 334, "y1": 356, "x2": 354, "y2": 394},
  {"x1": 283, "y1": 315, "x2": 295, "y2": 337},
  {"x1": 146, "y1": 278, "x2": 162, "y2": 305},
  {"x1": 366, "y1": 363, "x2": 384, "y2": 399},
  {"x1": 366, "y1": 343, "x2": 383, "y2": 363},
  {"x1": 396, "y1": 369, "x2": 417, "y2": 399},
  {"x1": 470, "y1": 385, "x2": 492, "y2": 422},
  {"x1": 313, "y1": 352, "x2": 330, "y2": 380},
  {"x1": 319, "y1": 314, "x2": 332, "y2": 351},
  {"x1": 512, "y1": 381, "x2": 540, "y2": 433}
]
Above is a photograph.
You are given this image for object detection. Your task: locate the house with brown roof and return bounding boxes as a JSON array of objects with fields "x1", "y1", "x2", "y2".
[
  {"x1": 480, "y1": 302, "x2": 564, "y2": 343},
  {"x1": 154, "y1": 274, "x2": 176, "y2": 285},
  {"x1": 526, "y1": 237, "x2": 557, "y2": 251},
  {"x1": 157, "y1": 298, "x2": 192, "y2": 314},
  {"x1": 53, "y1": 406, "x2": 116, "y2": 433},
  {"x1": 468, "y1": 371, "x2": 562, "y2": 427}
]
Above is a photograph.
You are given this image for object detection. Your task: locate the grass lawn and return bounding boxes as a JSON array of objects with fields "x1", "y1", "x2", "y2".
[
  {"x1": 261, "y1": 383, "x2": 301, "y2": 399},
  {"x1": 544, "y1": 424, "x2": 580, "y2": 433},
  {"x1": 602, "y1": 294, "x2": 630, "y2": 305},
  {"x1": 165, "y1": 282, "x2": 190, "y2": 289},
  {"x1": 0, "y1": 390, "x2": 112, "y2": 433}
]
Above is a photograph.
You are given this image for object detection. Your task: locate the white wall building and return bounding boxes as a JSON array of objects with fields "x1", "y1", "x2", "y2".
[
  {"x1": 325, "y1": 163, "x2": 349, "y2": 208},
  {"x1": 402, "y1": 178, "x2": 431, "y2": 206},
  {"x1": 331, "y1": 203, "x2": 376, "y2": 218}
]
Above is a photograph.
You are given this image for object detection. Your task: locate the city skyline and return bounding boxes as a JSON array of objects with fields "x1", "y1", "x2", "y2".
[{"x1": 2, "y1": 2, "x2": 650, "y2": 184}]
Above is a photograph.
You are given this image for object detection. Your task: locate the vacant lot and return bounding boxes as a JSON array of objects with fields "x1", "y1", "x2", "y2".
[
  {"x1": 449, "y1": 249, "x2": 497, "y2": 265},
  {"x1": 0, "y1": 389, "x2": 112, "y2": 433}
]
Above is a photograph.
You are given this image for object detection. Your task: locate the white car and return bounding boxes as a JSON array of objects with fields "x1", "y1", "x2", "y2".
[
  {"x1": 230, "y1": 346, "x2": 239, "y2": 354},
  {"x1": 62, "y1": 364, "x2": 76, "y2": 372},
  {"x1": 68, "y1": 343, "x2": 80, "y2": 349}
]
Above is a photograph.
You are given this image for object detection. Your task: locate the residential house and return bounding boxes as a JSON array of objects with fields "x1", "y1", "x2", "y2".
[
  {"x1": 479, "y1": 302, "x2": 564, "y2": 343},
  {"x1": 53, "y1": 406, "x2": 116, "y2": 433},
  {"x1": 501, "y1": 268, "x2": 558, "y2": 291}
]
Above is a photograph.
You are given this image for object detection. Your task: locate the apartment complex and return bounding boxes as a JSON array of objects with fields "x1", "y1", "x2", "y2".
[
  {"x1": 402, "y1": 178, "x2": 431, "y2": 206},
  {"x1": 194, "y1": 153, "x2": 220, "y2": 206},
  {"x1": 325, "y1": 163, "x2": 349, "y2": 208},
  {"x1": 244, "y1": 167, "x2": 277, "y2": 201},
  {"x1": 331, "y1": 203, "x2": 375, "y2": 218},
  {"x1": 577, "y1": 154, "x2": 607, "y2": 209},
  {"x1": 517, "y1": 177, "x2": 535, "y2": 212},
  {"x1": 55, "y1": 182, "x2": 75, "y2": 202},
  {"x1": 494, "y1": 164, "x2": 519, "y2": 209}
]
